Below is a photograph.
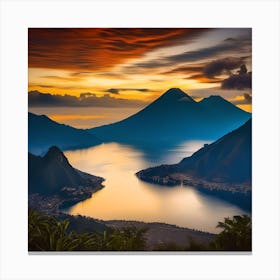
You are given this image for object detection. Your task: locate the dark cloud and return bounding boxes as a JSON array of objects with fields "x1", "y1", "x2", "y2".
[
  {"x1": 107, "y1": 88, "x2": 120, "y2": 94},
  {"x1": 162, "y1": 64, "x2": 204, "y2": 75},
  {"x1": 29, "y1": 28, "x2": 207, "y2": 71},
  {"x1": 171, "y1": 33, "x2": 251, "y2": 63},
  {"x1": 32, "y1": 84, "x2": 82, "y2": 90},
  {"x1": 125, "y1": 32, "x2": 251, "y2": 73},
  {"x1": 203, "y1": 57, "x2": 245, "y2": 78},
  {"x1": 243, "y1": 93, "x2": 252, "y2": 103},
  {"x1": 161, "y1": 56, "x2": 246, "y2": 84},
  {"x1": 70, "y1": 71, "x2": 93, "y2": 76},
  {"x1": 169, "y1": 41, "x2": 238, "y2": 63},
  {"x1": 35, "y1": 84, "x2": 56, "y2": 88},
  {"x1": 68, "y1": 71, "x2": 128, "y2": 80},
  {"x1": 29, "y1": 91, "x2": 77, "y2": 106},
  {"x1": 223, "y1": 37, "x2": 237, "y2": 43},
  {"x1": 106, "y1": 88, "x2": 150, "y2": 94},
  {"x1": 221, "y1": 65, "x2": 252, "y2": 90},
  {"x1": 160, "y1": 55, "x2": 250, "y2": 86},
  {"x1": 28, "y1": 90, "x2": 147, "y2": 108}
]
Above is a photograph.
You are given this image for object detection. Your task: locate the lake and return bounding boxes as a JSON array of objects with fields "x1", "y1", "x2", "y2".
[{"x1": 64, "y1": 141, "x2": 249, "y2": 233}]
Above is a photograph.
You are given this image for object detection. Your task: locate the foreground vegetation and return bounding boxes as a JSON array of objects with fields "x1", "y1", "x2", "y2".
[
  {"x1": 28, "y1": 210, "x2": 251, "y2": 251},
  {"x1": 154, "y1": 214, "x2": 251, "y2": 251},
  {"x1": 29, "y1": 210, "x2": 146, "y2": 251}
]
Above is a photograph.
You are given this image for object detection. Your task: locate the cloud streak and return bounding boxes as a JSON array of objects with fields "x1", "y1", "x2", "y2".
[
  {"x1": 160, "y1": 56, "x2": 248, "y2": 84},
  {"x1": 29, "y1": 28, "x2": 207, "y2": 71},
  {"x1": 124, "y1": 33, "x2": 251, "y2": 73},
  {"x1": 106, "y1": 88, "x2": 150, "y2": 94},
  {"x1": 28, "y1": 91, "x2": 147, "y2": 108}
]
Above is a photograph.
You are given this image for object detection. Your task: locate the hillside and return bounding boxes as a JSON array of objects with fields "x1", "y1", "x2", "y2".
[
  {"x1": 136, "y1": 119, "x2": 252, "y2": 193},
  {"x1": 28, "y1": 112, "x2": 102, "y2": 154},
  {"x1": 28, "y1": 146, "x2": 104, "y2": 195}
]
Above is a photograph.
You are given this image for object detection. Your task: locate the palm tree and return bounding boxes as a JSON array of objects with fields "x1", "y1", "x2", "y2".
[{"x1": 213, "y1": 214, "x2": 251, "y2": 251}]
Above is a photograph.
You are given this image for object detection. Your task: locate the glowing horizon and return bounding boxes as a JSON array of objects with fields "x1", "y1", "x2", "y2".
[{"x1": 28, "y1": 28, "x2": 252, "y2": 122}]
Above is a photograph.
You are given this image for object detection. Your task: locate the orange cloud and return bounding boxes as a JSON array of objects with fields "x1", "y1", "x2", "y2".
[{"x1": 28, "y1": 28, "x2": 207, "y2": 71}]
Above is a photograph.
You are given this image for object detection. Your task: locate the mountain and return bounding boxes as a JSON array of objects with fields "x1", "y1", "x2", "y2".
[
  {"x1": 28, "y1": 146, "x2": 104, "y2": 195},
  {"x1": 88, "y1": 88, "x2": 251, "y2": 144},
  {"x1": 29, "y1": 112, "x2": 102, "y2": 154},
  {"x1": 136, "y1": 119, "x2": 252, "y2": 188}
]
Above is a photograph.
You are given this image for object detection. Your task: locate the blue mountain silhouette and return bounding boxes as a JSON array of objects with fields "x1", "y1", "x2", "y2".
[{"x1": 88, "y1": 88, "x2": 251, "y2": 144}]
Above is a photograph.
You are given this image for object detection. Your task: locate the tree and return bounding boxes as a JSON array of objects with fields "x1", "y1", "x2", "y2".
[{"x1": 213, "y1": 214, "x2": 251, "y2": 251}]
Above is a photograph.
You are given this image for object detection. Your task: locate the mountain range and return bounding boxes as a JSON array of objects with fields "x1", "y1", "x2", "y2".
[
  {"x1": 28, "y1": 146, "x2": 104, "y2": 195},
  {"x1": 136, "y1": 119, "x2": 252, "y2": 188},
  {"x1": 88, "y1": 88, "x2": 251, "y2": 144},
  {"x1": 28, "y1": 112, "x2": 101, "y2": 155}
]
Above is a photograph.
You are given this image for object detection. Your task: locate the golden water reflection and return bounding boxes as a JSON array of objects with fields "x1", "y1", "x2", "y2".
[{"x1": 64, "y1": 142, "x2": 248, "y2": 233}]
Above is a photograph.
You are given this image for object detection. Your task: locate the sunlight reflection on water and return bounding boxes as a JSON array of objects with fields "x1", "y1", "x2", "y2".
[{"x1": 64, "y1": 141, "x2": 249, "y2": 233}]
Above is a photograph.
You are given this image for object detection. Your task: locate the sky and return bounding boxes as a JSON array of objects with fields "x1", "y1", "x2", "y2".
[{"x1": 28, "y1": 28, "x2": 252, "y2": 128}]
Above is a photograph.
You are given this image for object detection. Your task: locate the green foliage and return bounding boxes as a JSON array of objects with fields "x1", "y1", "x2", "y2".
[
  {"x1": 153, "y1": 215, "x2": 252, "y2": 251},
  {"x1": 28, "y1": 210, "x2": 147, "y2": 251},
  {"x1": 212, "y1": 214, "x2": 252, "y2": 251},
  {"x1": 29, "y1": 210, "x2": 251, "y2": 251}
]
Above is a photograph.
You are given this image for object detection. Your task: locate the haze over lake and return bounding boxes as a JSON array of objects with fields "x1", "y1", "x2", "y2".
[{"x1": 64, "y1": 141, "x2": 249, "y2": 233}]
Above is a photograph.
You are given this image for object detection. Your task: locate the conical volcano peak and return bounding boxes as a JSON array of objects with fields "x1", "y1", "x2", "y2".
[
  {"x1": 208, "y1": 95, "x2": 226, "y2": 101},
  {"x1": 164, "y1": 88, "x2": 188, "y2": 97},
  {"x1": 164, "y1": 88, "x2": 186, "y2": 96},
  {"x1": 199, "y1": 95, "x2": 236, "y2": 108},
  {"x1": 200, "y1": 95, "x2": 227, "y2": 103},
  {"x1": 158, "y1": 88, "x2": 194, "y2": 103}
]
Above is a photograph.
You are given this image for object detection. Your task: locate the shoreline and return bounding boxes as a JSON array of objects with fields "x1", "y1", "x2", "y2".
[
  {"x1": 136, "y1": 172, "x2": 251, "y2": 211},
  {"x1": 28, "y1": 171, "x2": 248, "y2": 250},
  {"x1": 29, "y1": 186, "x2": 218, "y2": 250},
  {"x1": 28, "y1": 182, "x2": 105, "y2": 216}
]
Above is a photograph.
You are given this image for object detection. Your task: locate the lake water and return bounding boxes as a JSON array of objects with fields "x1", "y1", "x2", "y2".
[{"x1": 64, "y1": 141, "x2": 249, "y2": 233}]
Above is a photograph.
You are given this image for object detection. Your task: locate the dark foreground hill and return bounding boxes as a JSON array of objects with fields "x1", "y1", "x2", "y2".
[
  {"x1": 29, "y1": 112, "x2": 102, "y2": 155},
  {"x1": 88, "y1": 88, "x2": 251, "y2": 144},
  {"x1": 136, "y1": 119, "x2": 252, "y2": 209},
  {"x1": 28, "y1": 146, "x2": 104, "y2": 195}
]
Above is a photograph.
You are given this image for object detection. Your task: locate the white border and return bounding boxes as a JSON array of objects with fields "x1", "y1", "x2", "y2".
[{"x1": 1, "y1": 0, "x2": 279, "y2": 279}]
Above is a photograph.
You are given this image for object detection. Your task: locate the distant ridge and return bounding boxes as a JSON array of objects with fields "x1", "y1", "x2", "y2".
[
  {"x1": 88, "y1": 88, "x2": 251, "y2": 144},
  {"x1": 28, "y1": 112, "x2": 102, "y2": 155}
]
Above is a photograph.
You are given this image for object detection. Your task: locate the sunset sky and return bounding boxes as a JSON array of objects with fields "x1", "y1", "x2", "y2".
[{"x1": 28, "y1": 28, "x2": 252, "y2": 128}]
